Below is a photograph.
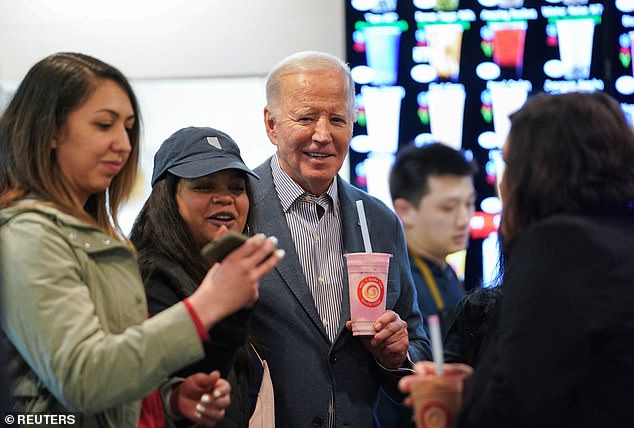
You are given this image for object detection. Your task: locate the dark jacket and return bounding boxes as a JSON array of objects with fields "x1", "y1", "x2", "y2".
[
  {"x1": 139, "y1": 250, "x2": 255, "y2": 428},
  {"x1": 443, "y1": 286, "x2": 503, "y2": 367},
  {"x1": 458, "y1": 214, "x2": 634, "y2": 427}
]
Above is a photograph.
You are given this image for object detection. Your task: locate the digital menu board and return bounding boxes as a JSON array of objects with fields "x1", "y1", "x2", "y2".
[
  {"x1": 346, "y1": 0, "x2": 616, "y2": 288},
  {"x1": 613, "y1": 1, "x2": 634, "y2": 119}
]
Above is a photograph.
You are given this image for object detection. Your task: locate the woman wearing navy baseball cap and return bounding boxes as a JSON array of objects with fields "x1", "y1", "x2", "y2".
[{"x1": 131, "y1": 126, "x2": 276, "y2": 428}]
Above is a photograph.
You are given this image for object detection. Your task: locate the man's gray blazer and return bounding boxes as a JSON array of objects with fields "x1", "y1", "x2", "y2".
[{"x1": 249, "y1": 158, "x2": 431, "y2": 428}]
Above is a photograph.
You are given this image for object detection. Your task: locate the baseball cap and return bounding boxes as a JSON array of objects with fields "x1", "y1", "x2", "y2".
[{"x1": 151, "y1": 126, "x2": 259, "y2": 186}]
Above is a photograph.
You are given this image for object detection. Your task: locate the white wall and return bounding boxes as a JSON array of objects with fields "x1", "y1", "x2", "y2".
[{"x1": 0, "y1": 0, "x2": 345, "y2": 80}]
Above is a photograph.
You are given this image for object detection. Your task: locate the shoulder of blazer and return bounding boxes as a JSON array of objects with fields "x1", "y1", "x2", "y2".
[
  {"x1": 337, "y1": 176, "x2": 396, "y2": 221},
  {"x1": 251, "y1": 158, "x2": 276, "y2": 206}
]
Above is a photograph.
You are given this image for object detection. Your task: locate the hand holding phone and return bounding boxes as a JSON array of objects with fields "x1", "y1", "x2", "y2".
[
  {"x1": 201, "y1": 231, "x2": 249, "y2": 264},
  {"x1": 189, "y1": 232, "x2": 285, "y2": 329}
]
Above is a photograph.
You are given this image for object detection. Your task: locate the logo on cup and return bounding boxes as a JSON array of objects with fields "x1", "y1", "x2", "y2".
[
  {"x1": 357, "y1": 276, "x2": 385, "y2": 307},
  {"x1": 419, "y1": 401, "x2": 452, "y2": 428}
]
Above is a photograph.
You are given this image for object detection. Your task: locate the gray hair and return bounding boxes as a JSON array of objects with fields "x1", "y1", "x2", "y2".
[{"x1": 265, "y1": 50, "x2": 356, "y2": 119}]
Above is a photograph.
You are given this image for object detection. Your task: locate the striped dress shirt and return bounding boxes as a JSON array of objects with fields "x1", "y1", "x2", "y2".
[{"x1": 270, "y1": 155, "x2": 345, "y2": 342}]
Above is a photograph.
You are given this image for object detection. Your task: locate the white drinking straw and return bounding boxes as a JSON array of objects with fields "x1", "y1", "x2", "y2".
[
  {"x1": 428, "y1": 314, "x2": 444, "y2": 375},
  {"x1": 356, "y1": 200, "x2": 373, "y2": 253}
]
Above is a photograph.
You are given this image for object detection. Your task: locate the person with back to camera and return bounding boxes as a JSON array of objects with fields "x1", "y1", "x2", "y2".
[
  {"x1": 130, "y1": 126, "x2": 279, "y2": 428},
  {"x1": 399, "y1": 91, "x2": 634, "y2": 427},
  {"x1": 0, "y1": 52, "x2": 283, "y2": 428},
  {"x1": 247, "y1": 50, "x2": 432, "y2": 427},
  {"x1": 377, "y1": 142, "x2": 477, "y2": 428}
]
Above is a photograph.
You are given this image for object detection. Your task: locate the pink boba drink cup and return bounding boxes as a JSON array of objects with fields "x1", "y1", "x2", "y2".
[{"x1": 345, "y1": 252, "x2": 392, "y2": 336}]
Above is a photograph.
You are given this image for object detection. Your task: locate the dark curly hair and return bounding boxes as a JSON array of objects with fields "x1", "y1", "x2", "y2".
[{"x1": 500, "y1": 91, "x2": 634, "y2": 247}]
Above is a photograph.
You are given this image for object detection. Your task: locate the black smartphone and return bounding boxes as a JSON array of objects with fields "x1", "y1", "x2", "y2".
[{"x1": 200, "y1": 231, "x2": 249, "y2": 264}]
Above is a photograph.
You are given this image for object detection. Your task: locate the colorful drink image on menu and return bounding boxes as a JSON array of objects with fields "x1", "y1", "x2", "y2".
[
  {"x1": 557, "y1": 17, "x2": 595, "y2": 80},
  {"x1": 354, "y1": 19, "x2": 408, "y2": 86},
  {"x1": 482, "y1": 80, "x2": 531, "y2": 148},
  {"x1": 479, "y1": 7, "x2": 537, "y2": 81},
  {"x1": 434, "y1": 0, "x2": 459, "y2": 11},
  {"x1": 412, "y1": 5, "x2": 475, "y2": 84},
  {"x1": 417, "y1": 83, "x2": 466, "y2": 150},
  {"x1": 482, "y1": 20, "x2": 527, "y2": 77},
  {"x1": 360, "y1": 85, "x2": 405, "y2": 154},
  {"x1": 350, "y1": 0, "x2": 398, "y2": 13},
  {"x1": 541, "y1": 3, "x2": 603, "y2": 84},
  {"x1": 425, "y1": 23, "x2": 464, "y2": 81}
]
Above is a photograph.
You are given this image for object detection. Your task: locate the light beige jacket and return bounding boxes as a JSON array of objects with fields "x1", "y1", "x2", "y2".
[{"x1": 0, "y1": 201, "x2": 204, "y2": 427}]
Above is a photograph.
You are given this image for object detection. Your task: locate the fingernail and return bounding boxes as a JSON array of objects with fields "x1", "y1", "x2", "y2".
[
  {"x1": 267, "y1": 235, "x2": 278, "y2": 245},
  {"x1": 194, "y1": 411, "x2": 202, "y2": 419},
  {"x1": 200, "y1": 394, "x2": 211, "y2": 403},
  {"x1": 274, "y1": 249, "x2": 286, "y2": 259},
  {"x1": 213, "y1": 389, "x2": 223, "y2": 398},
  {"x1": 254, "y1": 233, "x2": 266, "y2": 240},
  {"x1": 195, "y1": 403, "x2": 206, "y2": 413}
]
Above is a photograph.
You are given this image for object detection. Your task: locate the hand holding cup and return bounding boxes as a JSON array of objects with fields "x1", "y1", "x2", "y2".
[
  {"x1": 399, "y1": 361, "x2": 473, "y2": 428},
  {"x1": 347, "y1": 310, "x2": 409, "y2": 369}
]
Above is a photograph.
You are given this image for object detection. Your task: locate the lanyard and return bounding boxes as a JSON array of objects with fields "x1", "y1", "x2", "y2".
[{"x1": 411, "y1": 253, "x2": 445, "y2": 312}]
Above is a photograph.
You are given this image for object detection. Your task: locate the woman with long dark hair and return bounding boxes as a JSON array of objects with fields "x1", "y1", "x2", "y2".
[{"x1": 131, "y1": 127, "x2": 276, "y2": 428}]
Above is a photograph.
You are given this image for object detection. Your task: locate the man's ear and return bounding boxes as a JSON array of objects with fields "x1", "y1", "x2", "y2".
[
  {"x1": 263, "y1": 107, "x2": 277, "y2": 145},
  {"x1": 392, "y1": 198, "x2": 414, "y2": 227}
]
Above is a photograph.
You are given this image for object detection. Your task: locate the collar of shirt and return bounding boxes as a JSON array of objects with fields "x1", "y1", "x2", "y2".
[{"x1": 270, "y1": 154, "x2": 340, "y2": 215}]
